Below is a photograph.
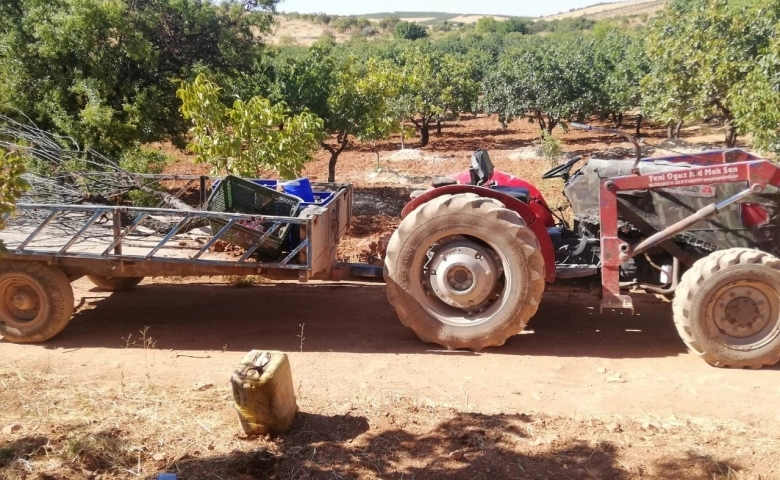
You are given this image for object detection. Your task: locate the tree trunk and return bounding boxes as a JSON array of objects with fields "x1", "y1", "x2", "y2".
[
  {"x1": 635, "y1": 114, "x2": 643, "y2": 138},
  {"x1": 322, "y1": 133, "x2": 350, "y2": 183},
  {"x1": 725, "y1": 121, "x2": 738, "y2": 148},
  {"x1": 616, "y1": 112, "x2": 623, "y2": 128},
  {"x1": 667, "y1": 121, "x2": 674, "y2": 139},
  {"x1": 436, "y1": 119, "x2": 442, "y2": 136},
  {"x1": 419, "y1": 120, "x2": 430, "y2": 147},
  {"x1": 715, "y1": 102, "x2": 737, "y2": 148},
  {"x1": 674, "y1": 120, "x2": 684, "y2": 139},
  {"x1": 536, "y1": 111, "x2": 547, "y2": 132},
  {"x1": 327, "y1": 153, "x2": 338, "y2": 183},
  {"x1": 546, "y1": 118, "x2": 557, "y2": 134}
]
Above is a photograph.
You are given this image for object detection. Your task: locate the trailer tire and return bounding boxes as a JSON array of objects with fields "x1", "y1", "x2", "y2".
[
  {"x1": 0, "y1": 261, "x2": 74, "y2": 343},
  {"x1": 673, "y1": 248, "x2": 780, "y2": 368},
  {"x1": 87, "y1": 275, "x2": 144, "y2": 292},
  {"x1": 384, "y1": 193, "x2": 546, "y2": 351}
]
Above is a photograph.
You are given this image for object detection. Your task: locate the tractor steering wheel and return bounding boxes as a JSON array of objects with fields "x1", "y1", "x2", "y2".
[{"x1": 542, "y1": 156, "x2": 583, "y2": 181}]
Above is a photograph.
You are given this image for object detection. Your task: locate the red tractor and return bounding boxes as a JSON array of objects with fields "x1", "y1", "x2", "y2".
[{"x1": 383, "y1": 124, "x2": 780, "y2": 369}]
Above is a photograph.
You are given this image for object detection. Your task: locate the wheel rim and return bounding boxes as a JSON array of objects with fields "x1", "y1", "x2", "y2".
[
  {"x1": 707, "y1": 280, "x2": 780, "y2": 350},
  {"x1": 412, "y1": 234, "x2": 510, "y2": 327},
  {"x1": 0, "y1": 277, "x2": 44, "y2": 328}
]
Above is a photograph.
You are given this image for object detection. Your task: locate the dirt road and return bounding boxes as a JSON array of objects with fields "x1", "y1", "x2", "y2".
[
  {"x1": 4, "y1": 116, "x2": 780, "y2": 478},
  {"x1": 4, "y1": 279, "x2": 778, "y2": 426}
]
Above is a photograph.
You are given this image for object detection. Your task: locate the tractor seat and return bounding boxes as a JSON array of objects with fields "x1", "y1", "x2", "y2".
[
  {"x1": 491, "y1": 185, "x2": 530, "y2": 204},
  {"x1": 432, "y1": 176, "x2": 458, "y2": 187},
  {"x1": 410, "y1": 177, "x2": 458, "y2": 199}
]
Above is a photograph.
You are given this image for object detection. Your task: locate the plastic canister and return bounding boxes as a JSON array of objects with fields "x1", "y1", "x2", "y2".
[
  {"x1": 281, "y1": 178, "x2": 315, "y2": 203},
  {"x1": 231, "y1": 351, "x2": 298, "y2": 436}
]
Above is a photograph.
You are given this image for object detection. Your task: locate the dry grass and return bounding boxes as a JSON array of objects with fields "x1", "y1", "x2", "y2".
[
  {"x1": 0, "y1": 363, "x2": 251, "y2": 479},
  {"x1": 1, "y1": 362, "x2": 778, "y2": 479}
]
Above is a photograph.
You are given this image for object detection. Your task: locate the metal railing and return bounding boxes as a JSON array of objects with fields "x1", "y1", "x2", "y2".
[{"x1": 3, "y1": 203, "x2": 313, "y2": 271}]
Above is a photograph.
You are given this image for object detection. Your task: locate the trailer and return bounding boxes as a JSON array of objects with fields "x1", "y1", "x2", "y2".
[{"x1": 0, "y1": 175, "x2": 353, "y2": 343}]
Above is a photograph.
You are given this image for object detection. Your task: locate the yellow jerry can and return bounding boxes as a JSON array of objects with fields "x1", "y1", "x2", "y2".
[{"x1": 231, "y1": 350, "x2": 297, "y2": 435}]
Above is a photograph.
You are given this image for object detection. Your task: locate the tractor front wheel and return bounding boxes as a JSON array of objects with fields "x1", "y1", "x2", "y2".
[
  {"x1": 384, "y1": 194, "x2": 546, "y2": 351},
  {"x1": 673, "y1": 248, "x2": 780, "y2": 368}
]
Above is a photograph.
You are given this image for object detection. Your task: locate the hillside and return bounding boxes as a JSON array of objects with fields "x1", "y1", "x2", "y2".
[
  {"x1": 267, "y1": 12, "x2": 518, "y2": 46},
  {"x1": 543, "y1": 0, "x2": 667, "y2": 21},
  {"x1": 268, "y1": 2, "x2": 665, "y2": 46},
  {"x1": 360, "y1": 12, "x2": 516, "y2": 24},
  {"x1": 266, "y1": 17, "x2": 351, "y2": 46}
]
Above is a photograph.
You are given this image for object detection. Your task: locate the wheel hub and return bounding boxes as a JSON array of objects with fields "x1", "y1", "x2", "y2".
[
  {"x1": 1, "y1": 281, "x2": 42, "y2": 324},
  {"x1": 428, "y1": 240, "x2": 501, "y2": 310},
  {"x1": 12, "y1": 291, "x2": 34, "y2": 310},
  {"x1": 713, "y1": 285, "x2": 771, "y2": 338}
]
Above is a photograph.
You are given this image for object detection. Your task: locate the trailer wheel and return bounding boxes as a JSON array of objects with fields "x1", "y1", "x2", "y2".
[
  {"x1": 384, "y1": 194, "x2": 546, "y2": 351},
  {"x1": 673, "y1": 248, "x2": 780, "y2": 368},
  {"x1": 0, "y1": 261, "x2": 74, "y2": 343},
  {"x1": 87, "y1": 275, "x2": 144, "y2": 292}
]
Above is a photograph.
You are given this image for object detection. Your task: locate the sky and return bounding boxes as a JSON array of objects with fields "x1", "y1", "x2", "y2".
[{"x1": 275, "y1": 0, "x2": 624, "y2": 18}]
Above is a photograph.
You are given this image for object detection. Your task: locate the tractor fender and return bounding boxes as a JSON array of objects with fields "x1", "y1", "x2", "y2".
[{"x1": 401, "y1": 185, "x2": 556, "y2": 283}]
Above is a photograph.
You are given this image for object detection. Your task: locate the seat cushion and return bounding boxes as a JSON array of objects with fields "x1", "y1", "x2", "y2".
[
  {"x1": 432, "y1": 176, "x2": 458, "y2": 188},
  {"x1": 491, "y1": 186, "x2": 530, "y2": 204}
]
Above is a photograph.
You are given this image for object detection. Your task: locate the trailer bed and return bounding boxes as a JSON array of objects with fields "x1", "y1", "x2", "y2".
[{"x1": 0, "y1": 180, "x2": 352, "y2": 281}]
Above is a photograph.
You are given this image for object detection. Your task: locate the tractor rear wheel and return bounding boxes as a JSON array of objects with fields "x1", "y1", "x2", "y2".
[
  {"x1": 673, "y1": 248, "x2": 780, "y2": 368},
  {"x1": 87, "y1": 275, "x2": 144, "y2": 292},
  {"x1": 384, "y1": 194, "x2": 546, "y2": 351},
  {"x1": 0, "y1": 261, "x2": 74, "y2": 343}
]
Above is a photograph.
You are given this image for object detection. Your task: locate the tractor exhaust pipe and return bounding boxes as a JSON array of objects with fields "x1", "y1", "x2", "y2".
[{"x1": 631, "y1": 188, "x2": 755, "y2": 256}]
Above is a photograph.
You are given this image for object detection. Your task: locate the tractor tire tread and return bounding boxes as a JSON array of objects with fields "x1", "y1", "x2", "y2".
[
  {"x1": 672, "y1": 248, "x2": 780, "y2": 369},
  {"x1": 385, "y1": 193, "x2": 545, "y2": 351}
]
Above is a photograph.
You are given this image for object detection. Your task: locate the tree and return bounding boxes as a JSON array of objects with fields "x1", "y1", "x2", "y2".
[
  {"x1": 529, "y1": 17, "x2": 595, "y2": 34},
  {"x1": 332, "y1": 15, "x2": 359, "y2": 33},
  {"x1": 475, "y1": 17, "x2": 529, "y2": 35},
  {"x1": 394, "y1": 45, "x2": 480, "y2": 146},
  {"x1": 272, "y1": 45, "x2": 401, "y2": 181},
  {"x1": 0, "y1": 0, "x2": 278, "y2": 155},
  {"x1": 592, "y1": 29, "x2": 648, "y2": 132},
  {"x1": 177, "y1": 75, "x2": 323, "y2": 179},
  {"x1": 378, "y1": 15, "x2": 401, "y2": 32},
  {"x1": 0, "y1": 149, "x2": 30, "y2": 251},
  {"x1": 732, "y1": 26, "x2": 780, "y2": 155},
  {"x1": 480, "y1": 37, "x2": 598, "y2": 134},
  {"x1": 393, "y1": 21, "x2": 428, "y2": 41},
  {"x1": 642, "y1": 0, "x2": 780, "y2": 147},
  {"x1": 475, "y1": 17, "x2": 503, "y2": 35}
]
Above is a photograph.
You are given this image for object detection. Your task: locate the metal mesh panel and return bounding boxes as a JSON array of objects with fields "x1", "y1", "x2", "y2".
[{"x1": 206, "y1": 176, "x2": 301, "y2": 258}]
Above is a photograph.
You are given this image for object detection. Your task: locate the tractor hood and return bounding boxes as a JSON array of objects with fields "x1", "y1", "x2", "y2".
[{"x1": 564, "y1": 157, "x2": 780, "y2": 256}]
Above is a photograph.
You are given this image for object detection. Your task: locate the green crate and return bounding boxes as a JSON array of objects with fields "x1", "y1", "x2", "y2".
[{"x1": 206, "y1": 176, "x2": 301, "y2": 258}]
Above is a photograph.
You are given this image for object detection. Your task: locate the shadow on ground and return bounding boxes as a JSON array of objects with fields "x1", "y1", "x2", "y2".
[
  {"x1": 168, "y1": 411, "x2": 743, "y2": 480},
  {"x1": 14, "y1": 280, "x2": 693, "y2": 360},
  {"x1": 1, "y1": 412, "x2": 746, "y2": 479}
]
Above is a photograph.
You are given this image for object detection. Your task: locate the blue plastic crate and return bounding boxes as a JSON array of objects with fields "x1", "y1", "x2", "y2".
[{"x1": 298, "y1": 191, "x2": 335, "y2": 210}]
